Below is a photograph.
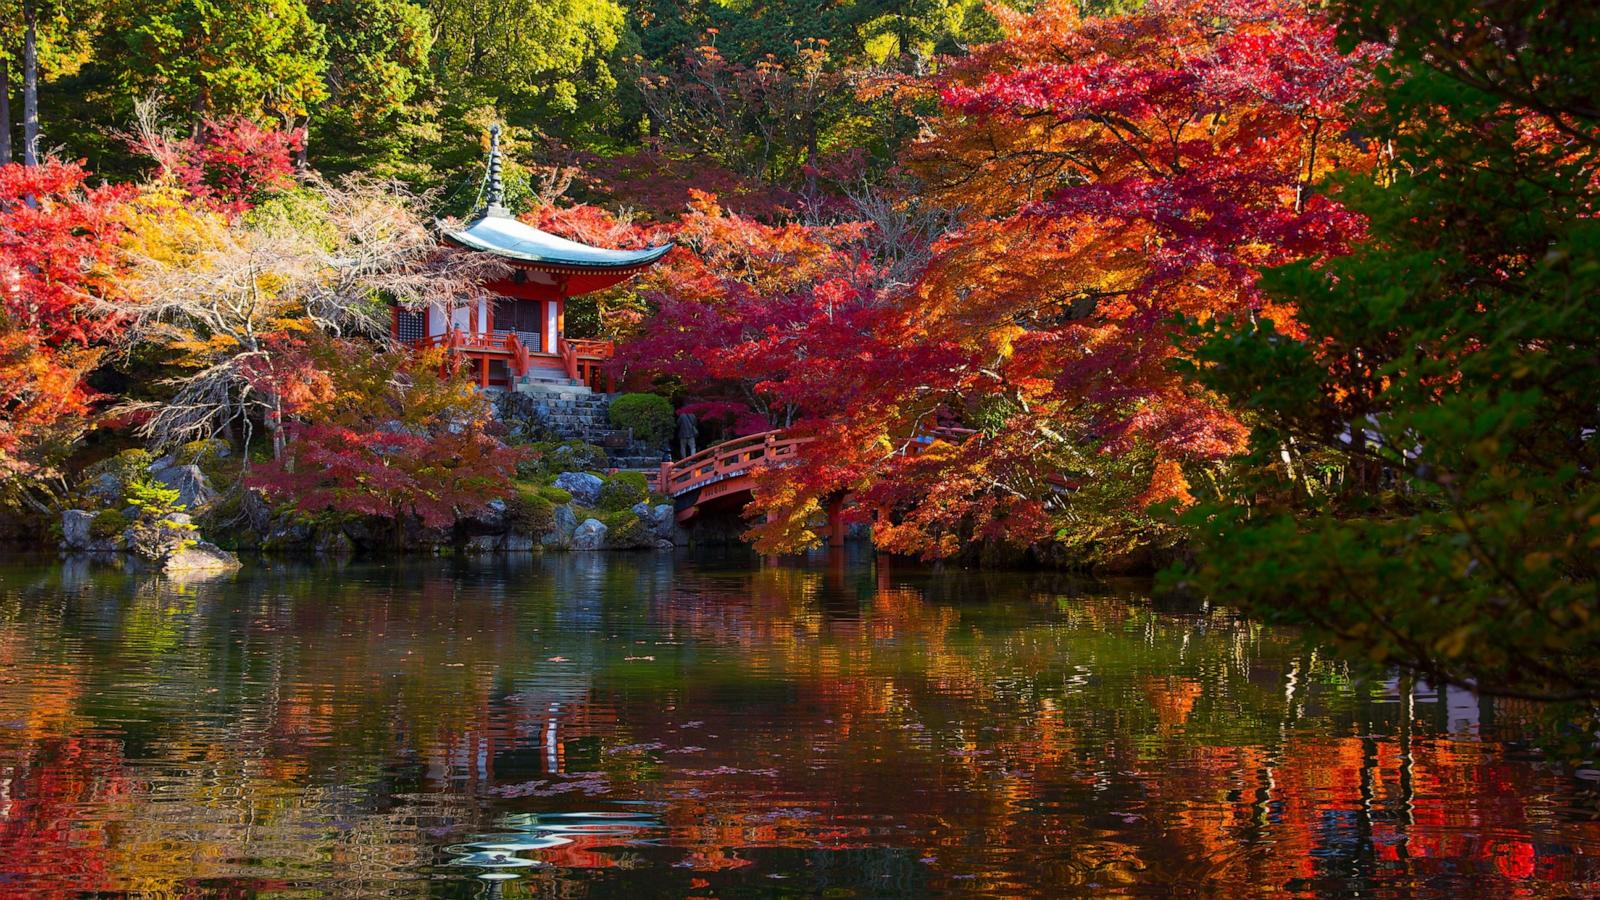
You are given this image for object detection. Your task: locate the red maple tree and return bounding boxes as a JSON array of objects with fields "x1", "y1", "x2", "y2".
[
  {"x1": 615, "y1": 0, "x2": 1384, "y2": 560},
  {"x1": 247, "y1": 339, "x2": 520, "y2": 534},
  {"x1": 0, "y1": 161, "x2": 134, "y2": 494}
]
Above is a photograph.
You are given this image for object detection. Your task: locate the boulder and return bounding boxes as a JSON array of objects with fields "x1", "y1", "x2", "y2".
[
  {"x1": 315, "y1": 530, "x2": 355, "y2": 556},
  {"x1": 655, "y1": 538, "x2": 675, "y2": 551},
  {"x1": 476, "y1": 499, "x2": 508, "y2": 530},
  {"x1": 150, "y1": 463, "x2": 216, "y2": 510},
  {"x1": 554, "y1": 472, "x2": 604, "y2": 507},
  {"x1": 402, "y1": 519, "x2": 451, "y2": 549},
  {"x1": 267, "y1": 521, "x2": 314, "y2": 549},
  {"x1": 571, "y1": 518, "x2": 608, "y2": 550},
  {"x1": 162, "y1": 541, "x2": 242, "y2": 574},
  {"x1": 125, "y1": 518, "x2": 192, "y2": 562},
  {"x1": 542, "y1": 503, "x2": 579, "y2": 549},
  {"x1": 503, "y1": 534, "x2": 535, "y2": 552},
  {"x1": 86, "y1": 472, "x2": 123, "y2": 503},
  {"x1": 652, "y1": 503, "x2": 677, "y2": 540},
  {"x1": 465, "y1": 534, "x2": 501, "y2": 553},
  {"x1": 61, "y1": 509, "x2": 94, "y2": 550}
]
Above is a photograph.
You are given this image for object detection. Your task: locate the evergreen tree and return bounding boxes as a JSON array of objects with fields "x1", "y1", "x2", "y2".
[{"x1": 1177, "y1": 0, "x2": 1600, "y2": 748}]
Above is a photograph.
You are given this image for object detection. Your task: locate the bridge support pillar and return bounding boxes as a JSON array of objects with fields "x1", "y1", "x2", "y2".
[{"x1": 826, "y1": 495, "x2": 846, "y2": 548}]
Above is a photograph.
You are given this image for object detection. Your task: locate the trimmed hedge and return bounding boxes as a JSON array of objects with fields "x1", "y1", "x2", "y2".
[{"x1": 608, "y1": 393, "x2": 674, "y2": 446}]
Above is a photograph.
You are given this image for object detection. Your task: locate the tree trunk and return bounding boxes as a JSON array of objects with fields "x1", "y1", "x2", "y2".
[
  {"x1": 0, "y1": 61, "x2": 12, "y2": 165},
  {"x1": 294, "y1": 115, "x2": 309, "y2": 170},
  {"x1": 21, "y1": 0, "x2": 39, "y2": 165}
]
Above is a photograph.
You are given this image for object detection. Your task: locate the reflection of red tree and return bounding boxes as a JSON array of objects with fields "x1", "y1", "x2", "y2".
[{"x1": 0, "y1": 736, "x2": 129, "y2": 896}]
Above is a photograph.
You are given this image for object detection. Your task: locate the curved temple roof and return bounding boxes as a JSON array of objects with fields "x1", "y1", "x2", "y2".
[
  {"x1": 444, "y1": 123, "x2": 671, "y2": 271},
  {"x1": 446, "y1": 213, "x2": 672, "y2": 270}
]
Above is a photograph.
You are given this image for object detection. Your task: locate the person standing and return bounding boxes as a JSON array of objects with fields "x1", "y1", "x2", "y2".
[{"x1": 676, "y1": 410, "x2": 698, "y2": 459}]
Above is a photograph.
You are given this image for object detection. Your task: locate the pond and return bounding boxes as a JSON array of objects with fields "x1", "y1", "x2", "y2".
[{"x1": 0, "y1": 550, "x2": 1596, "y2": 897}]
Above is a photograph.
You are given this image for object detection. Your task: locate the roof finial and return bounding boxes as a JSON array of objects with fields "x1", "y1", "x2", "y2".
[{"x1": 484, "y1": 123, "x2": 507, "y2": 215}]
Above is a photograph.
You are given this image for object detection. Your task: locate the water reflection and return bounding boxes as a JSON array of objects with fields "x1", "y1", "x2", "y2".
[{"x1": 0, "y1": 550, "x2": 1596, "y2": 896}]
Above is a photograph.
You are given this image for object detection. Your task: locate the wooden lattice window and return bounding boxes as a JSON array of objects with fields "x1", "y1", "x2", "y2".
[{"x1": 396, "y1": 309, "x2": 426, "y2": 342}]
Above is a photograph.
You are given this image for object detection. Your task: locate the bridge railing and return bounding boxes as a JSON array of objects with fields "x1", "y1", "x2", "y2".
[
  {"x1": 657, "y1": 430, "x2": 811, "y2": 498},
  {"x1": 657, "y1": 426, "x2": 977, "y2": 500}
]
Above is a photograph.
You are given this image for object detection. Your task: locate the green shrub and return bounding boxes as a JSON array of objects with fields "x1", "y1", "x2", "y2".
[
  {"x1": 600, "y1": 509, "x2": 651, "y2": 549},
  {"x1": 596, "y1": 471, "x2": 649, "y2": 512},
  {"x1": 126, "y1": 476, "x2": 185, "y2": 518},
  {"x1": 608, "y1": 393, "x2": 674, "y2": 446},
  {"x1": 504, "y1": 482, "x2": 556, "y2": 535},
  {"x1": 89, "y1": 509, "x2": 128, "y2": 540}
]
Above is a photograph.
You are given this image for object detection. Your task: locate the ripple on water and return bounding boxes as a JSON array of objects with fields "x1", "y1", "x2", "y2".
[{"x1": 444, "y1": 810, "x2": 666, "y2": 879}]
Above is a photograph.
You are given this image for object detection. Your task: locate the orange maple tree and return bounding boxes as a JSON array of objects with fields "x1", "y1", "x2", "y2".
[{"x1": 736, "y1": 0, "x2": 1383, "y2": 560}]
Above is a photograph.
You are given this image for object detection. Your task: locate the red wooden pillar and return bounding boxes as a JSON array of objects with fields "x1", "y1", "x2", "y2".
[
  {"x1": 478, "y1": 354, "x2": 489, "y2": 389},
  {"x1": 390, "y1": 305, "x2": 399, "y2": 341}
]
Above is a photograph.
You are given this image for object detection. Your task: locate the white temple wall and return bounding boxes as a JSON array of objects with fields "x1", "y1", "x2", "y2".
[{"x1": 425, "y1": 300, "x2": 490, "y2": 337}]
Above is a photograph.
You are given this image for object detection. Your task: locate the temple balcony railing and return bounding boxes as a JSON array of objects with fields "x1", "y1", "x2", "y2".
[{"x1": 406, "y1": 328, "x2": 616, "y2": 392}]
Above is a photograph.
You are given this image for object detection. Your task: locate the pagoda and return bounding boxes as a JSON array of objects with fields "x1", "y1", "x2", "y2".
[{"x1": 392, "y1": 125, "x2": 671, "y2": 391}]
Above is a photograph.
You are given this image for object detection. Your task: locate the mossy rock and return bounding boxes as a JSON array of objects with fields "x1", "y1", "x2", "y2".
[
  {"x1": 177, "y1": 439, "x2": 240, "y2": 484},
  {"x1": 175, "y1": 439, "x2": 226, "y2": 465},
  {"x1": 89, "y1": 509, "x2": 129, "y2": 540},
  {"x1": 539, "y1": 485, "x2": 573, "y2": 505},
  {"x1": 516, "y1": 440, "x2": 609, "y2": 480},
  {"x1": 84, "y1": 449, "x2": 154, "y2": 488},
  {"x1": 505, "y1": 482, "x2": 556, "y2": 535},
  {"x1": 600, "y1": 509, "x2": 653, "y2": 549},
  {"x1": 596, "y1": 471, "x2": 649, "y2": 512}
]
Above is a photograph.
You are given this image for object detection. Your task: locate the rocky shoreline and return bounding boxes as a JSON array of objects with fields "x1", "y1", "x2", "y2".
[{"x1": 55, "y1": 442, "x2": 706, "y2": 575}]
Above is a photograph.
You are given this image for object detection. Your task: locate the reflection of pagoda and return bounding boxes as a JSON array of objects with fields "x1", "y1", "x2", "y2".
[{"x1": 391, "y1": 124, "x2": 671, "y2": 392}]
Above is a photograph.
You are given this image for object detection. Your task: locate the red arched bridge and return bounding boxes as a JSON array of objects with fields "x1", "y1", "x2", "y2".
[{"x1": 651, "y1": 428, "x2": 974, "y2": 547}]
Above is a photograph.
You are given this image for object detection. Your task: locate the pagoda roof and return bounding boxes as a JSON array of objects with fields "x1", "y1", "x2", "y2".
[{"x1": 445, "y1": 210, "x2": 672, "y2": 271}]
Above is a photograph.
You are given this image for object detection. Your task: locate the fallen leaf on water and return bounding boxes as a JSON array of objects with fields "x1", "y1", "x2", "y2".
[{"x1": 548, "y1": 656, "x2": 569, "y2": 662}]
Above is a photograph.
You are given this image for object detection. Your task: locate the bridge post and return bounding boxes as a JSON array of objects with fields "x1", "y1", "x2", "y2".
[{"x1": 826, "y1": 495, "x2": 846, "y2": 548}]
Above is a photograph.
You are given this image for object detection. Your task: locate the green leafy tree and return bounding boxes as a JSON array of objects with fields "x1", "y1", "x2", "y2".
[
  {"x1": 121, "y1": 0, "x2": 328, "y2": 134},
  {"x1": 303, "y1": 0, "x2": 432, "y2": 173},
  {"x1": 428, "y1": 0, "x2": 627, "y2": 125},
  {"x1": 0, "y1": 0, "x2": 104, "y2": 163},
  {"x1": 631, "y1": 0, "x2": 1018, "y2": 69},
  {"x1": 1174, "y1": 0, "x2": 1600, "y2": 750},
  {"x1": 312, "y1": 0, "x2": 430, "y2": 124}
]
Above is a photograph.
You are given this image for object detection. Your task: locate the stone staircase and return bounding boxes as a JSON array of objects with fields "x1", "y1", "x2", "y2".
[{"x1": 496, "y1": 374, "x2": 665, "y2": 469}]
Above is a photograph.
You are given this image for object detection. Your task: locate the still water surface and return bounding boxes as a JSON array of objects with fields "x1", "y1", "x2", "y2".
[{"x1": 1, "y1": 550, "x2": 1597, "y2": 897}]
